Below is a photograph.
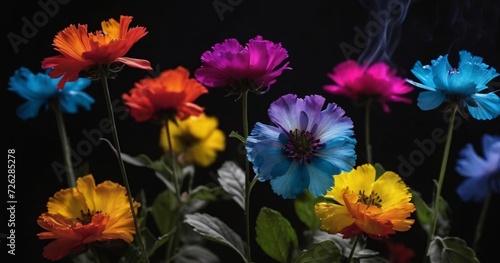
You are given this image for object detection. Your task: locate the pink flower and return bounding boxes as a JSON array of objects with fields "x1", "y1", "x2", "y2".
[
  {"x1": 324, "y1": 60, "x2": 413, "y2": 112},
  {"x1": 195, "y1": 35, "x2": 291, "y2": 93}
]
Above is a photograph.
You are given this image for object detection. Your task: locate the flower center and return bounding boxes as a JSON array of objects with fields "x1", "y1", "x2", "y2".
[
  {"x1": 77, "y1": 209, "x2": 102, "y2": 225},
  {"x1": 448, "y1": 68, "x2": 459, "y2": 74},
  {"x1": 284, "y1": 129, "x2": 323, "y2": 163},
  {"x1": 358, "y1": 190, "x2": 382, "y2": 208}
]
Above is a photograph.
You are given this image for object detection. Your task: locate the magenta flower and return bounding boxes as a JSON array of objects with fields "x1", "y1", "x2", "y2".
[
  {"x1": 324, "y1": 60, "x2": 413, "y2": 112},
  {"x1": 195, "y1": 35, "x2": 291, "y2": 93}
]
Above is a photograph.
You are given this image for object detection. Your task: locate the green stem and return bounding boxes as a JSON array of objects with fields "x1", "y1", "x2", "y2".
[
  {"x1": 473, "y1": 192, "x2": 492, "y2": 252},
  {"x1": 347, "y1": 235, "x2": 360, "y2": 263},
  {"x1": 365, "y1": 99, "x2": 373, "y2": 164},
  {"x1": 165, "y1": 121, "x2": 182, "y2": 199},
  {"x1": 424, "y1": 109, "x2": 456, "y2": 262},
  {"x1": 100, "y1": 75, "x2": 149, "y2": 263},
  {"x1": 242, "y1": 90, "x2": 251, "y2": 263},
  {"x1": 52, "y1": 100, "x2": 76, "y2": 187}
]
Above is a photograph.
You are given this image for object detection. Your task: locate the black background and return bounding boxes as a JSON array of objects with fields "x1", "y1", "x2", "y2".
[{"x1": 3, "y1": 0, "x2": 500, "y2": 262}]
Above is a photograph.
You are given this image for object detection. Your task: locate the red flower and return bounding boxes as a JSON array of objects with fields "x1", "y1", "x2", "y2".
[
  {"x1": 123, "y1": 66, "x2": 208, "y2": 122},
  {"x1": 42, "y1": 15, "x2": 152, "y2": 89},
  {"x1": 324, "y1": 60, "x2": 413, "y2": 112}
]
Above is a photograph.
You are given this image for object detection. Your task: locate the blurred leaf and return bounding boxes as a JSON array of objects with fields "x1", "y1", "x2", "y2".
[
  {"x1": 410, "y1": 189, "x2": 451, "y2": 236},
  {"x1": 151, "y1": 190, "x2": 180, "y2": 235},
  {"x1": 189, "y1": 186, "x2": 225, "y2": 201},
  {"x1": 428, "y1": 236, "x2": 479, "y2": 263},
  {"x1": 146, "y1": 230, "x2": 175, "y2": 258},
  {"x1": 229, "y1": 131, "x2": 246, "y2": 143},
  {"x1": 184, "y1": 213, "x2": 246, "y2": 262},
  {"x1": 313, "y1": 231, "x2": 378, "y2": 259},
  {"x1": 255, "y1": 207, "x2": 299, "y2": 263},
  {"x1": 175, "y1": 245, "x2": 220, "y2": 263},
  {"x1": 373, "y1": 163, "x2": 386, "y2": 179},
  {"x1": 294, "y1": 190, "x2": 321, "y2": 230},
  {"x1": 410, "y1": 189, "x2": 433, "y2": 234},
  {"x1": 119, "y1": 244, "x2": 142, "y2": 263},
  {"x1": 293, "y1": 240, "x2": 341, "y2": 263},
  {"x1": 217, "y1": 161, "x2": 246, "y2": 209},
  {"x1": 121, "y1": 153, "x2": 176, "y2": 191}
]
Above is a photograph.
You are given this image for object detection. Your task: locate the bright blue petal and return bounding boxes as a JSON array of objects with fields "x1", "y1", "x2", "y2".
[
  {"x1": 15, "y1": 100, "x2": 46, "y2": 120},
  {"x1": 456, "y1": 58, "x2": 499, "y2": 92},
  {"x1": 307, "y1": 157, "x2": 337, "y2": 197},
  {"x1": 405, "y1": 78, "x2": 436, "y2": 91},
  {"x1": 315, "y1": 137, "x2": 357, "y2": 172},
  {"x1": 8, "y1": 67, "x2": 93, "y2": 120},
  {"x1": 246, "y1": 122, "x2": 287, "y2": 180},
  {"x1": 456, "y1": 177, "x2": 490, "y2": 202},
  {"x1": 269, "y1": 162, "x2": 309, "y2": 199},
  {"x1": 314, "y1": 103, "x2": 354, "y2": 142},
  {"x1": 467, "y1": 93, "x2": 500, "y2": 120},
  {"x1": 430, "y1": 54, "x2": 453, "y2": 91},
  {"x1": 417, "y1": 91, "x2": 446, "y2": 110},
  {"x1": 410, "y1": 61, "x2": 436, "y2": 88}
]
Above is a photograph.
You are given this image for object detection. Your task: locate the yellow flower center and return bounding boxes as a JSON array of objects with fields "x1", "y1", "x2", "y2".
[{"x1": 357, "y1": 190, "x2": 382, "y2": 208}]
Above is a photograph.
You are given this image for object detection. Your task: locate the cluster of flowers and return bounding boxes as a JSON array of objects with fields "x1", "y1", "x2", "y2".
[{"x1": 9, "y1": 14, "x2": 500, "y2": 263}]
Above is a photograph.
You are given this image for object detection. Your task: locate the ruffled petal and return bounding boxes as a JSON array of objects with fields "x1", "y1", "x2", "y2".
[{"x1": 417, "y1": 91, "x2": 446, "y2": 110}]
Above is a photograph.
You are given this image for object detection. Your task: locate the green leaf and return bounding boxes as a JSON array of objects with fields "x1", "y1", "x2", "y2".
[
  {"x1": 255, "y1": 207, "x2": 299, "y2": 263},
  {"x1": 428, "y1": 236, "x2": 480, "y2": 263},
  {"x1": 150, "y1": 190, "x2": 180, "y2": 235},
  {"x1": 293, "y1": 240, "x2": 341, "y2": 263},
  {"x1": 217, "y1": 161, "x2": 246, "y2": 209},
  {"x1": 175, "y1": 245, "x2": 220, "y2": 263},
  {"x1": 410, "y1": 188, "x2": 451, "y2": 236},
  {"x1": 409, "y1": 188, "x2": 433, "y2": 234},
  {"x1": 313, "y1": 231, "x2": 378, "y2": 259},
  {"x1": 294, "y1": 190, "x2": 321, "y2": 230},
  {"x1": 189, "y1": 185, "x2": 226, "y2": 201},
  {"x1": 184, "y1": 213, "x2": 246, "y2": 262},
  {"x1": 229, "y1": 131, "x2": 246, "y2": 143},
  {"x1": 146, "y1": 230, "x2": 175, "y2": 258}
]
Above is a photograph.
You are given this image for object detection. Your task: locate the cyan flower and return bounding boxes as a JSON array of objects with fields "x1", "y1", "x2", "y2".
[
  {"x1": 455, "y1": 134, "x2": 500, "y2": 202},
  {"x1": 245, "y1": 94, "x2": 357, "y2": 199},
  {"x1": 407, "y1": 50, "x2": 500, "y2": 120},
  {"x1": 8, "y1": 67, "x2": 94, "y2": 120}
]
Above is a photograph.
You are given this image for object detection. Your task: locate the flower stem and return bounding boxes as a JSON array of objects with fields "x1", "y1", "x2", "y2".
[
  {"x1": 51, "y1": 100, "x2": 76, "y2": 187},
  {"x1": 242, "y1": 90, "x2": 251, "y2": 263},
  {"x1": 165, "y1": 121, "x2": 182, "y2": 199},
  {"x1": 424, "y1": 109, "x2": 456, "y2": 261},
  {"x1": 473, "y1": 192, "x2": 492, "y2": 252},
  {"x1": 347, "y1": 235, "x2": 360, "y2": 263},
  {"x1": 100, "y1": 75, "x2": 149, "y2": 263},
  {"x1": 365, "y1": 99, "x2": 373, "y2": 164}
]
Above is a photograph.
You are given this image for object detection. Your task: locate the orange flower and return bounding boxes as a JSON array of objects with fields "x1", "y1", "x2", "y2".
[
  {"x1": 42, "y1": 15, "x2": 152, "y2": 89},
  {"x1": 36, "y1": 174, "x2": 140, "y2": 261},
  {"x1": 315, "y1": 164, "x2": 415, "y2": 240},
  {"x1": 123, "y1": 66, "x2": 208, "y2": 122}
]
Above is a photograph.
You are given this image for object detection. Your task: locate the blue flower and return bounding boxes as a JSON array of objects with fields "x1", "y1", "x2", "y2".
[
  {"x1": 455, "y1": 134, "x2": 500, "y2": 202},
  {"x1": 8, "y1": 67, "x2": 94, "y2": 120},
  {"x1": 407, "y1": 50, "x2": 500, "y2": 120},
  {"x1": 245, "y1": 94, "x2": 357, "y2": 199}
]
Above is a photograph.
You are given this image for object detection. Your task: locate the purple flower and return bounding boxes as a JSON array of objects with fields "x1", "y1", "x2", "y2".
[
  {"x1": 195, "y1": 35, "x2": 291, "y2": 93},
  {"x1": 246, "y1": 94, "x2": 357, "y2": 199},
  {"x1": 455, "y1": 134, "x2": 500, "y2": 202}
]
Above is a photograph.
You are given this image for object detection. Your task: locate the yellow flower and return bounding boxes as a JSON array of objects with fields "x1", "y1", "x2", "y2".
[
  {"x1": 36, "y1": 174, "x2": 140, "y2": 261},
  {"x1": 314, "y1": 164, "x2": 415, "y2": 240},
  {"x1": 160, "y1": 114, "x2": 226, "y2": 167}
]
